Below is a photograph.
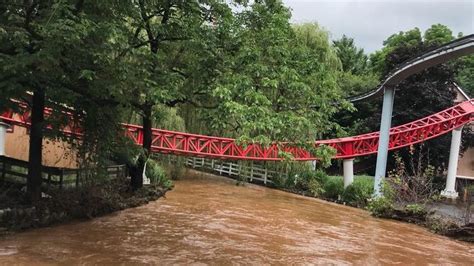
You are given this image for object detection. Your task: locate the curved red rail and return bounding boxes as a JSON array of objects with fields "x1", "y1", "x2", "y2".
[{"x1": 1, "y1": 100, "x2": 473, "y2": 161}]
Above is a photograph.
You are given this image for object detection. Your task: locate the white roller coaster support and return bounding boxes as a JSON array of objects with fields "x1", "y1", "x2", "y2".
[
  {"x1": 343, "y1": 158, "x2": 354, "y2": 188},
  {"x1": 0, "y1": 123, "x2": 8, "y2": 156},
  {"x1": 441, "y1": 126, "x2": 463, "y2": 199},
  {"x1": 374, "y1": 87, "x2": 395, "y2": 197}
]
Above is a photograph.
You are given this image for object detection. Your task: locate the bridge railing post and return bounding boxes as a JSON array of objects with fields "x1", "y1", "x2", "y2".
[
  {"x1": 264, "y1": 167, "x2": 268, "y2": 184},
  {"x1": 250, "y1": 162, "x2": 254, "y2": 182},
  {"x1": 441, "y1": 126, "x2": 463, "y2": 199}
]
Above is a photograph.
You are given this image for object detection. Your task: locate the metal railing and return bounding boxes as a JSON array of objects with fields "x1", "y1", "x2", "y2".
[
  {"x1": 0, "y1": 155, "x2": 127, "y2": 188},
  {"x1": 183, "y1": 157, "x2": 289, "y2": 184}
]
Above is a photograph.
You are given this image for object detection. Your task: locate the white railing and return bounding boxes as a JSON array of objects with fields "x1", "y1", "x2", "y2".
[{"x1": 183, "y1": 157, "x2": 288, "y2": 184}]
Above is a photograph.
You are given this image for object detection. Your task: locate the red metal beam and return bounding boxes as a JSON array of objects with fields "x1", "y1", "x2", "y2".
[{"x1": 1, "y1": 100, "x2": 473, "y2": 161}]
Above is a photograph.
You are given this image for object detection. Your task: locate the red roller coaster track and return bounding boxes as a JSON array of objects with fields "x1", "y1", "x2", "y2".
[
  {"x1": 1, "y1": 99, "x2": 472, "y2": 161},
  {"x1": 2, "y1": 35, "x2": 473, "y2": 161}
]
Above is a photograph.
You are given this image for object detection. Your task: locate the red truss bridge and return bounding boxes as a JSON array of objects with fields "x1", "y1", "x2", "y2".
[{"x1": 1, "y1": 99, "x2": 472, "y2": 161}]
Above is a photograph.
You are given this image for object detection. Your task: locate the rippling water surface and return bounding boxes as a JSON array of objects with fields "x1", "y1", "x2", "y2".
[{"x1": 0, "y1": 170, "x2": 473, "y2": 265}]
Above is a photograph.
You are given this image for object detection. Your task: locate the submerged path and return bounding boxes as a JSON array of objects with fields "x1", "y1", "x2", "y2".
[{"x1": 0, "y1": 171, "x2": 473, "y2": 264}]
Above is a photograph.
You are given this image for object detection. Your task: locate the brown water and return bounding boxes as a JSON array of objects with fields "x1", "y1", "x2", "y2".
[{"x1": 0, "y1": 170, "x2": 473, "y2": 265}]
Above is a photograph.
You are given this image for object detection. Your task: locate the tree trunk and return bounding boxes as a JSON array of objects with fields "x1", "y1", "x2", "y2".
[
  {"x1": 27, "y1": 88, "x2": 45, "y2": 204},
  {"x1": 131, "y1": 104, "x2": 153, "y2": 189}
]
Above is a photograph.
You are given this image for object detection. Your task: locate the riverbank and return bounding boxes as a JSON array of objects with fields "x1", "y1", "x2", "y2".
[{"x1": 0, "y1": 178, "x2": 169, "y2": 233}]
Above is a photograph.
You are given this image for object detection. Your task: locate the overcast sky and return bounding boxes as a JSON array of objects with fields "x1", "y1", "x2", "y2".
[{"x1": 282, "y1": 0, "x2": 473, "y2": 53}]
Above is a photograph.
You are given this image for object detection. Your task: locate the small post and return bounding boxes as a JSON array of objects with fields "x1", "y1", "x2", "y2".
[
  {"x1": 59, "y1": 170, "x2": 64, "y2": 189},
  {"x1": 343, "y1": 158, "x2": 354, "y2": 188},
  {"x1": 1, "y1": 158, "x2": 5, "y2": 182},
  {"x1": 374, "y1": 87, "x2": 395, "y2": 197},
  {"x1": 250, "y1": 162, "x2": 254, "y2": 182},
  {"x1": 75, "y1": 170, "x2": 79, "y2": 188},
  {"x1": 264, "y1": 167, "x2": 268, "y2": 184},
  {"x1": 441, "y1": 126, "x2": 463, "y2": 199},
  {"x1": 0, "y1": 122, "x2": 9, "y2": 156}
]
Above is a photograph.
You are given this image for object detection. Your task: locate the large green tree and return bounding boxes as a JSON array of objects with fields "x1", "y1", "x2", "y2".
[
  {"x1": 0, "y1": 1, "x2": 128, "y2": 202},
  {"x1": 119, "y1": 0, "x2": 236, "y2": 188},
  {"x1": 201, "y1": 2, "x2": 351, "y2": 150},
  {"x1": 333, "y1": 35, "x2": 369, "y2": 75}
]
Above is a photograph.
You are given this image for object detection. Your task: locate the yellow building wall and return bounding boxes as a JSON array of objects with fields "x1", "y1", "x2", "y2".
[{"x1": 5, "y1": 124, "x2": 78, "y2": 169}]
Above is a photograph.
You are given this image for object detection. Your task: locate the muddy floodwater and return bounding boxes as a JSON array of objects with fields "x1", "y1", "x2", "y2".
[{"x1": 0, "y1": 170, "x2": 473, "y2": 265}]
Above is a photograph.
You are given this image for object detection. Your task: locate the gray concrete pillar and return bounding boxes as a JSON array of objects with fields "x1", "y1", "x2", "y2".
[
  {"x1": 441, "y1": 126, "x2": 463, "y2": 199},
  {"x1": 374, "y1": 87, "x2": 395, "y2": 197}
]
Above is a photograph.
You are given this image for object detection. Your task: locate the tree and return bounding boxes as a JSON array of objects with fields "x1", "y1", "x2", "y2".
[
  {"x1": 369, "y1": 28, "x2": 423, "y2": 77},
  {"x1": 200, "y1": 2, "x2": 351, "y2": 151},
  {"x1": 0, "y1": 1, "x2": 129, "y2": 202},
  {"x1": 119, "y1": 0, "x2": 236, "y2": 188},
  {"x1": 456, "y1": 55, "x2": 474, "y2": 97},
  {"x1": 333, "y1": 35, "x2": 369, "y2": 75},
  {"x1": 424, "y1": 23, "x2": 454, "y2": 47}
]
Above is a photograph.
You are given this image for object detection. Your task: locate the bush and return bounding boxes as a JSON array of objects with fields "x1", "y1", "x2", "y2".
[
  {"x1": 323, "y1": 176, "x2": 344, "y2": 200},
  {"x1": 145, "y1": 160, "x2": 173, "y2": 189},
  {"x1": 342, "y1": 176, "x2": 373, "y2": 207},
  {"x1": 307, "y1": 178, "x2": 325, "y2": 197},
  {"x1": 367, "y1": 196, "x2": 394, "y2": 217},
  {"x1": 405, "y1": 204, "x2": 427, "y2": 216}
]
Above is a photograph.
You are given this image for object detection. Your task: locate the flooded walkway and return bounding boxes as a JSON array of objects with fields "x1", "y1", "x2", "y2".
[{"x1": 0, "y1": 170, "x2": 472, "y2": 264}]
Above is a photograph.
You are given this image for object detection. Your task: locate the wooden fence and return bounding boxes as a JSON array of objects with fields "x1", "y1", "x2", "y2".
[
  {"x1": 0, "y1": 155, "x2": 127, "y2": 188},
  {"x1": 183, "y1": 157, "x2": 289, "y2": 184}
]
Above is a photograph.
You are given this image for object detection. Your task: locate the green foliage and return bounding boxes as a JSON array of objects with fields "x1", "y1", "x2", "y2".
[
  {"x1": 424, "y1": 24, "x2": 454, "y2": 46},
  {"x1": 111, "y1": 142, "x2": 143, "y2": 167},
  {"x1": 367, "y1": 196, "x2": 394, "y2": 217},
  {"x1": 369, "y1": 27, "x2": 423, "y2": 76},
  {"x1": 341, "y1": 176, "x2": 374, "y2": 207},
  {"x1": 203, "y1": 9, "x2": 351, "y2": 145},
  {"x1": 307, "y1": 178, "x2": 325, "y2": 197},
  {"x1": 333, "y1": 35, "x2": 368, "y2": 75},
  {"x1": 145, "y1": 160, "x2": 172, "y2": 189},
  {"x1": 322, "y1": 176, "x2": 344, "y2": 200},
  {"x1": 337, "y1": 72, "x2": 379, "y2": 98},
  {"x1": 456, "y1": 55, "x2": 474, "y2": 97},
  {"x1": 405, "y1": 204, "x2": 427, "y2": 215}
]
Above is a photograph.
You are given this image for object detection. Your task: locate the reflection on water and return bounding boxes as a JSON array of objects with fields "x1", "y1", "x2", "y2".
[{"x1": 0, "y1": 170, "x2": 473, "y2": 265}]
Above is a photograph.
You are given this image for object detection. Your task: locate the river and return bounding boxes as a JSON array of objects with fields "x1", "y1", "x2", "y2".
[{"x1": 0, "y1": 170, "x2": 473, "y2": 265}]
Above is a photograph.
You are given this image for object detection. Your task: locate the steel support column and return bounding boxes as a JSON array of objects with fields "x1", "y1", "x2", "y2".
[
  {"x1": 374, "y1": 87, "x2": 395, "y2": 197},
  {"x1": 343, "y1": 158, "x2": 354, "y2": 188},
  {"x1": 441, "y1": 126, "x2": 463, "y2": 199}
]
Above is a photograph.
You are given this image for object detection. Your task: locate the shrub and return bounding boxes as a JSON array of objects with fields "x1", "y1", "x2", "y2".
[
  {"x1": 342, "y1": 176, "x2": 374, "y2": 207},
  {"x1": 405, "y1": 204, "x2": 427, "y2": 215},
  {"x1": 307, "y1": 178, "x2": 325, "y2": 197},
  {"x1": 367, "y1": 196, "x2": 394, "y2": 217},
  {"x1": 145, "y1": 160, "x2": 173, "y2": 189},
  {"x1": 323, "y1": 176, "x2": 344, "y2": 200}
]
